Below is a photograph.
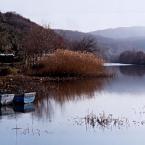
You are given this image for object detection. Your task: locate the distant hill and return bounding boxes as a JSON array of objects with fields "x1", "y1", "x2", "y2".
[
  {"x1": 55, "y1": 27, "x2": 145, "y2": 62},
  {"x1": 89, "y1": 26, "x2": 145, "y2": 39},
  {"x1": 55, "y1": 29, "x2": 119, "y2": 61},
  {"x1": 55, "y1": 29, "x2": 114, "y2": 44},
  {"x1": 55, "y1": 29, "x2": 89, "y2": 41}
]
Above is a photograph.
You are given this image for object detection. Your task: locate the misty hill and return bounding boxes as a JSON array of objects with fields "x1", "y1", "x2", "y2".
[
  {"x1": 55, "y1": 29, "x2": 113, "y2": 58},
  {"x1": 55, "y1": 29, "x2": 114, "y2": 43},
  {"x1": 55, "y1": 29, "x2": 89, "y2": 41},
  {"x1": 90, "y1": 26, "x2": 145, "y2": 39},
  {"x1": 56, "y1": 28, "x2": 145, "y2": 62}
]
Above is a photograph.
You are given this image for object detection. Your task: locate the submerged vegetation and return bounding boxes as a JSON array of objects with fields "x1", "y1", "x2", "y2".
[{"x1": 73, "y1": 112, "x2": 145, "y2": 130}]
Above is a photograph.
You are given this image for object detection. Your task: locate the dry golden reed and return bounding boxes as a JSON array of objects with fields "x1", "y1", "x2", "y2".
[{"x1": 33, "y1": 49, "x2": 106, "y2": 77}]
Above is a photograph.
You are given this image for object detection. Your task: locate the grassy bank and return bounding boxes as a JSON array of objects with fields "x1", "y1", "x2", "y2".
[{"x1": 31, "y1": 49, "x2": 106, "y2": 78}]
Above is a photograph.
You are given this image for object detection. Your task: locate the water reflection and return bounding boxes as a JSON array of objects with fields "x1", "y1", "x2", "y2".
[
  {"x1": 0, "y1": 66, "x2": 145, "y2": 122},
  {"x1": 0, "y1": 77, "x2": 108, "y2": 98},
  {"x1": 0, "y1": 106, "x2": 15, "y2": 117},
  {"x1": 14, "y1": 104, "x2": 35, "y2": 113},
  {"x1": 1, "y1": 65, "x2": 145, "y2": 145},
  {"x1": 41, "y1": 79, "x2": 108, "y2": 102},
  {"x1": 34, "y1": 78, "x2": 109, "y2": 120},
  {"x1": 0, "y1": 65, "x2": 145, "y2": 121},
  {"x1": 0, "y1": 104, "x2": 35, "y2": 119},
  {"x1": 119, "y1": 65, "x2": 145, "y2": 76},
  {"x1": 0, "y1": 77, "x2": 109, "y2": 121}
]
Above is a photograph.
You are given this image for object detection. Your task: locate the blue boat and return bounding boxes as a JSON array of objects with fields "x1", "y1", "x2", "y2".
[{"x1": 14, "y1": 92, "x2": 36, "y2": 104}]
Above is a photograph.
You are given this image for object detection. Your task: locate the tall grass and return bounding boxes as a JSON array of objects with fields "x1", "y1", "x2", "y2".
[{"x1": 32, "y1": 49, "x2": 106, "y2": 77}]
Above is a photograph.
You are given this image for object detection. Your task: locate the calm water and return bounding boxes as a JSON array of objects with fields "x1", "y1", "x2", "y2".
[{"x1": 1, "y1": 65, "x2": 145, "y2": 145}]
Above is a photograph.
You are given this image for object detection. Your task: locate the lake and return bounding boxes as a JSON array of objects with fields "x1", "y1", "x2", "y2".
[{"x1": 1, "y1": 65, "x2": 145, "y2": 145}]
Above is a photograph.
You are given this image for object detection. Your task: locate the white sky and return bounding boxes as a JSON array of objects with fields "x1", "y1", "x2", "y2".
[{"x1": 1, "y1": 0, "x2": 145, "y2": 32}]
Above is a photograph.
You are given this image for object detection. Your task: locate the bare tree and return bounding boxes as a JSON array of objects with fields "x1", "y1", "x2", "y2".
[
  {"x1": 23, "y1": 25, "x2": 65, "y2": 65},
  {"x1": 70, "y1": 36, "x2": 98, "y2": 53}
]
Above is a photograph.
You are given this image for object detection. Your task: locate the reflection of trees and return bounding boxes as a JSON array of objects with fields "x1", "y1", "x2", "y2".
[
  {"x1": 0, "y1": 76, "x2": 109, "y2": 120},
  {"x1": 119, "y1": 65, "x2": 145, "y2": 76}
]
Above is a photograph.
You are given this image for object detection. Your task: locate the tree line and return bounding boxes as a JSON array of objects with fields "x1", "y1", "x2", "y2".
[{"x1": 119, "y1": 50, "x2": 145, "y2": 65}]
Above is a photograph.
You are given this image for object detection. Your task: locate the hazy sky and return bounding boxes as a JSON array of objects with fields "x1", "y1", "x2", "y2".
[{"x1": 1, "y1": 0, "x2": 145, "y2": 32}]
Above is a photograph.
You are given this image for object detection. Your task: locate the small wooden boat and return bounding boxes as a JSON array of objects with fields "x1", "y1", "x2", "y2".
[
  {"x1": 14, "y1": 92, "x2": 36, "y2": 104},
  {"x1": 0, "y1": 94, "x2": 14, "y2": 105},
  {"x1": 14, "y1": 103, "x2": 35, "y2": 113}
]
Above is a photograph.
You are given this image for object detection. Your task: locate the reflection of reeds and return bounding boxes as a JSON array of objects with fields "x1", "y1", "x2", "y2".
[
  {"x1": 0, "y1": 76, "x2": 109, "y2": 102},
  {"x1": 34, "y1": 78, "x2": 109, "y2": 120},
  {"x1": 0, "y1": 76, "x2": 109, "y2": 120},
  {"x1": 44, "y1": 78, "x2": 108, "y2": 104}
]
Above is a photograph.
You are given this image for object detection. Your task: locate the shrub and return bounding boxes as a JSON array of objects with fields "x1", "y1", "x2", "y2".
[{"x1": 31, "y1": 49, "x2": 106, "y2": 77}]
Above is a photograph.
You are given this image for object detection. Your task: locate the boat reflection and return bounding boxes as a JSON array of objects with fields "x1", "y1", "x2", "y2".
[
  {"x1": 0, "y1": 103, "x2": 35, "y2": 119},
  {"x1": 14, "y1": 103, "x2": 35, "y2": 113},
  {"x1": 0, "y1": 106, "x2": 15, "y2": 117}
]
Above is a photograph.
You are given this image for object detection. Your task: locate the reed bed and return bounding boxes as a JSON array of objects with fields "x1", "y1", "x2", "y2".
[{"x1": 32, "y1": 49, "x2": 106, "y2": 77}]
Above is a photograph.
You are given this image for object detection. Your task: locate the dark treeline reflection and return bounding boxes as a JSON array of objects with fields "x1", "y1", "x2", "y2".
[
  {"x1": 0, "y1": 76, "x2": 109, "y2": 120},
  {"x1": 119, "y1": 65, "x2": 145, "y2": 76}
]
